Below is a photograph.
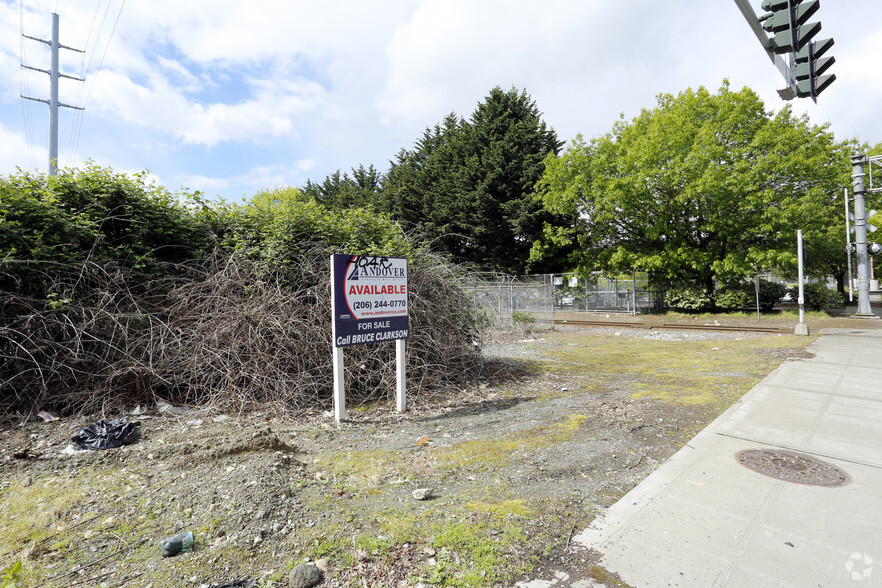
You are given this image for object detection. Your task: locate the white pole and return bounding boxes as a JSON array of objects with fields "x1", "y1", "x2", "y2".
[
  {"x1": 631, "y1": 270, "x2": 637, "y2": 315},
  {"x1": 795, "y1": 230, "x2": 809, "y2": 335},
  {"x1": 332, "y1": 345, "x2": 346, "y2": 422},
  {"x1": 754, "y1": 274, "x2": 761, "y2": 321},
  {"x1": 510, "y1": 283, "x2": 514, "y2": 328},
  {"x1": 396, "y1": 339, "x2": 406, "y2": 412},
  {"x1": 330, "y1": 254, "x2": 346, "y2": 423}
]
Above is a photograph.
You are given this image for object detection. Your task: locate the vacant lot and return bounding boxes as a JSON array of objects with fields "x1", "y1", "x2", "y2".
[{"x1": 0, "y1": 324, "x2": 816, "y2": 587}]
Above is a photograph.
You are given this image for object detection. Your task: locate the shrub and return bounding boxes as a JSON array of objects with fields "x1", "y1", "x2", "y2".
[
  {"x1": 512, "y1": 310, "x2": 536, "y2": 324},
  {"x1": 791, "y1": 282, "x2": 845, "y2": 311},
  {"x1": 714, "y1": 288, "x2": 753, "y2": 311},
  {"x1": 0, "y1": 164, "x2": 209, "y2": 296},
  {"x1": 665, "y1": 286, "x2": 713, "y2": 311},
  {"x1": 715, "y1": 279, "x2": 787, "y2": 311}
]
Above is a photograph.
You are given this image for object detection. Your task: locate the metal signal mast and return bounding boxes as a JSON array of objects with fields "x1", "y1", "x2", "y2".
[
  {"x1": 21, "y1": 12, "x2": 85, "y2": 176},
  {"x1": 733, "y1": 0, "x2": 836, "y2": 102}
]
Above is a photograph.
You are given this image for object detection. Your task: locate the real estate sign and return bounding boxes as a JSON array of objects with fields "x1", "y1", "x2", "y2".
[{"x1": 331, "y1": 254, "x2": 409, "y2": 347}]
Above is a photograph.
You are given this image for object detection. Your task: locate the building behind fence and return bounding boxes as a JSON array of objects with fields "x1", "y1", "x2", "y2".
[{"x1": 469, "y1": 272, "x2": 663, "y2": 328}]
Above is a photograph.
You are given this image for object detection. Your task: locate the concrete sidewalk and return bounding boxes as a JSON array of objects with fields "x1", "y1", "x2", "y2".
[{"x1": 573, "y1": 328, "x2": 882, "y2": 587}]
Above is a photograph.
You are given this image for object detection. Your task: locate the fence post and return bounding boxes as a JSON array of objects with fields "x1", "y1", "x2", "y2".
[
  {"x1": 510, "y1": 282, "x2": 515, "y2": 328},
  {"x1": 632, "y1": 270, "x2": 637, "y2": 315}
]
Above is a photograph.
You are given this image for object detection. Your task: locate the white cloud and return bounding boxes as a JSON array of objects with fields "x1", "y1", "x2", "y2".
[
  {"x1": 89, "y1": 70, "x2": 331, "y2": 147},
  {"x1": 2, "y1": 0, "x2": 881, "y2": 200},
  {"x1": 179, "y1": 161, "x2": 315, "y2": 197},
  {"x1": 0, "y1": 122, "x2": 45, "y2": 174}
]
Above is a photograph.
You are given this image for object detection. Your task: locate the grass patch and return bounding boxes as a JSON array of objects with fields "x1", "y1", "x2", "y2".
[
  {"x1": 526, "y1": 332, "x2": 814, "y2": 409},
  {"x1": 313, "y1": 448, "x2": 403, "y2": 487},
  {"x1": 0, "y1": 475, "x2": 88, "y2": 559},
  {"x1": 433, "y1": 414, "x2": 587, "y2": 472},
  {"x1": 659, "y1": 309, "x2": 831, "y2": 321},
  {"x1": 426, "y1": 516, "x2": 529, "y2": 587}
]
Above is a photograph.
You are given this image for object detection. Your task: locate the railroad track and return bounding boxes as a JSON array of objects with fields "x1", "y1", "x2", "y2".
[{"x1": 552, "y1": 318, "x2": 791, "y2": 334}]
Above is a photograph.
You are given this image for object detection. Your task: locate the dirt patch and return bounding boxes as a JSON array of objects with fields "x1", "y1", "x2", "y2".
[{"x1": 0, "y1": 326, "x2": 817, "y2": 587}]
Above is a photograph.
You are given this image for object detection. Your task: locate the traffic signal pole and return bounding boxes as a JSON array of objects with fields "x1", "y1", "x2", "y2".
[
  {"x1": 851, "y1": 154, "x2": 878, "y2": 318},
  {"x1": 735, "y1": 0, "x2": 835, "y2": 101},
  {"x1": 732, "y1": 0, "x2": 797, "y2": 100}
]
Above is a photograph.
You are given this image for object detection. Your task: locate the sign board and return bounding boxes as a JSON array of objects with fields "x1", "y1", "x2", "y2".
[{"x1": 331, "y1": 254, "x2": 409, "y2": 347}]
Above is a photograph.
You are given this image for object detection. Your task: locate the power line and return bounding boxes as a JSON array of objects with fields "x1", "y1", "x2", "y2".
[
  {"x1": 67, "y1": 0, "x2": 110, "y2": 163},
  {"x1": 67, "y1": 0, "x2": 127, "y2": 165},
  {"x1": 66, "y1": 0, "x2": 104, "y2": 164},
  {"x1": 19, "y1": 0, "x2": 39, "y2": 170}
]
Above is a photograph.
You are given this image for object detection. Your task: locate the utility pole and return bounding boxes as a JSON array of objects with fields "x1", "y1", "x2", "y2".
[
  {"x1": 21, "y1": 13, "x2": 85, "y2": 176},
  {"x1": 850, "y1": 154, "x2": 878, "y2": 318}
]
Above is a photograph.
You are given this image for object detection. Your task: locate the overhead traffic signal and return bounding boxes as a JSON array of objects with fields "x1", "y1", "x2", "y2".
[
  {"x1": 760, "y1": 0, "x2": 822, "y2": 54},
  {"x1": 794, "y1": 38, "x2": 836, "y2": 99}
]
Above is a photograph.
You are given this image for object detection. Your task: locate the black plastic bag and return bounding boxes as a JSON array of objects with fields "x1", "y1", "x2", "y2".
[{"x1": 71, "y1": 418, "x2": 138, "y2": 450}]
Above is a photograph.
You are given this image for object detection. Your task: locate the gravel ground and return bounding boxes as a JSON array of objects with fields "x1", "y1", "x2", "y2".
[{"x1": 0, "y1": 323, "x2": 815, "y2": 587}]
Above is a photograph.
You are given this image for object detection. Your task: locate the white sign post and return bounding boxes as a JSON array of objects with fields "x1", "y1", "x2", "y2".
[
  {"x1": 396, "y1": 339, "x2": 406, "y2": 412},
  {"x1": 330, "y1": 254, "x2": 410, "y2": 423}
]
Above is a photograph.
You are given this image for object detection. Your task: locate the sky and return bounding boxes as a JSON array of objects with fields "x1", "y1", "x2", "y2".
[{"x1": 2, "y1": 0, "x2": 881, "y2": 202}]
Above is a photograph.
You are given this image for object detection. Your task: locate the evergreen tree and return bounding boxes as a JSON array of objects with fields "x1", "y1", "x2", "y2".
[
  {"x1": 302, "y1": 164, "x2": 386, "y2": 211},
  {"x1": 384, "y1": 87, "x2": 564, "y2": 273}
]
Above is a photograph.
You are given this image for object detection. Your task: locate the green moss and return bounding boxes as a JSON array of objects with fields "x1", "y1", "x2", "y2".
[
  {"x1": 313, "y1": 448, "x2": 402, "y2": 486},
  {"x1": 466, "y1": 499, "x2": 532, "y2": 518},
  {"x1": 356, "y1": 533, "x2": 393, "y2": 555},
  {"x1": 429, "y1": 521, "x2": 508, "y2": 586},
  {"x1": 0, "y1": 475, "x2": 88, "y2": 558},
  {"x1": 434, "y1": 414, "x2": 587, "y2": 472}
]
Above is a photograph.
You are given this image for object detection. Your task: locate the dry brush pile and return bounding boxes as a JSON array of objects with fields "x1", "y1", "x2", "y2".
[
  {"x1": 1, "y1": 167, "x2": 481, "y2": 418},
  {"x1": 0, "y1": 247, "x2": 480, "y2": 417}
]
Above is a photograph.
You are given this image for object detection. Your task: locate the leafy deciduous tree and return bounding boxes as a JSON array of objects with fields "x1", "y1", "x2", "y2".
[{"x1": 533, "y1": 82, "x2": 852, "y2": 293}]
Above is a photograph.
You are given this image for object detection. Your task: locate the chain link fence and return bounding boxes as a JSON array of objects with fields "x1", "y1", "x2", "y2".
[{"x1": 468, "y1": 272, "x2": 664, "y2": 328}]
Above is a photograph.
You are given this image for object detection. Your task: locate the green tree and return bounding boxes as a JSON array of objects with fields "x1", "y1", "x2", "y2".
[
  {"x1": 384, "y1": 87, "x2": 565, "y2": 273},
  {"x1": 302, "y1": 164, "x2": 387, "y2": 211},
  {"x1": 217, "y1": 185, "x2": 413, "y2": 262},
  {"x1": 533, "y1": 82, "x2": 852, "y2": 294}
]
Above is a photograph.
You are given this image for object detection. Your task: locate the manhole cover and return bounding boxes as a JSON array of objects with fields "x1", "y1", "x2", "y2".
[{"x1": 736, "y1": 449, "x2": 849, "y2": 487}]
